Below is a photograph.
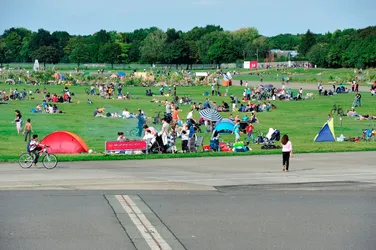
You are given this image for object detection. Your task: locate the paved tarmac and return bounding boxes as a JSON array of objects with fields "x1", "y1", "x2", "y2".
[
  {"x1": 1, "y1": 152, "x2": 376, "y2": 250},
  {"x1": 1, "y1": 152, "x2": 376, "y2": 191}
]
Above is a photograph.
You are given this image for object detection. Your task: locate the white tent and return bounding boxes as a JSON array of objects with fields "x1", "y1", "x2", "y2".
[{"x1": 33, "y1": 60, "x2": 39, "y2": 71}]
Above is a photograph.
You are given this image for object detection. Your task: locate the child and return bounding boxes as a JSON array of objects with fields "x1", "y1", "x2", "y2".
[
  {"x1": 181, "y1": 130, "x2": 189, "y2": 152},
  {"x1": 281, "y1": 134, "x2": 293, "y2": 172},
  {"x1": 233, "y1": 120, "x2": 241, "y2": 142},
  {"x1": 117, "y1": 132, "x2": 126, "y2": 142},
  {"x1": 246, "y1": 123, "x2": 255, "y2": 144},
  {"x1": 29, "y1": 134, "x2": 44, "y2": 166},
  {"x1": 23, "y1": 119, "x2": 33, "y2": 142},
  {"x1": 170, "y1": 123, "x2": 177, "y2": 153}
]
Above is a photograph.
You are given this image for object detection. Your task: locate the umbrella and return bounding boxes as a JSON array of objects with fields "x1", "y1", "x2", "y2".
[
  {"x1": 264, "y1": 84, "x2": 273, "y2": 89},
  {"x1": 199, "y1": 109, "x2": 222, "y2": 122},
  {"x1": 118, "y1": 72, "x2": 126, "y2": 77},
  {"x1": 215, "y1": 122, "x2": 234, "y2": 134},
  {"x1": 110, "y1": 74, "x2": 118, "y2": 78}
]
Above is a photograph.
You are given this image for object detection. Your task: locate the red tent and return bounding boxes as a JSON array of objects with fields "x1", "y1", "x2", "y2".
[{"x1": 41, "y1": 131, "x2": 89, "y2": 154}]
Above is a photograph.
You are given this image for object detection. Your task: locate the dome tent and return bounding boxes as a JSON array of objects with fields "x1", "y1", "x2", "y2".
[{"x1": 41, "y1": 131, "x2": 89, "y2": 154}]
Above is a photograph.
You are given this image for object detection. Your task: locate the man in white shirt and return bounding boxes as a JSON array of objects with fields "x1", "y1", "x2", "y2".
[
  {"x1": 165, "y1": 100, "x2": 171, "y2": 114},
  {"x1": 186, "y1": 109, "x2": 194, "y2": 121}
]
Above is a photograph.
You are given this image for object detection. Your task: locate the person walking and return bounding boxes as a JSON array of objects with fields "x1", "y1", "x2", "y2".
[
  {"x1": 232, "y1": 120, "x2": 241, "y2": 142},
  {"x1": 281, "y1": 134, "x2": 293, "y2": 172},
  {"x1": 14, "y1": 110, "x2": 22, "y2": 134},
  {"x1": 23, "y1": 118, "x2": 33, "y2": 142},
  {"x1": 136, "y1": 109, "x2": 145, "y2": 137}
]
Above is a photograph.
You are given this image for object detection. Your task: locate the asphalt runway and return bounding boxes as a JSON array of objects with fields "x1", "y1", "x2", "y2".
[
  {"x1": 1, "y1": 189, "x2": 375, "y2": 250},
  {"x1": 1, "y1": 152, "x2": 376, "y2": 250}
]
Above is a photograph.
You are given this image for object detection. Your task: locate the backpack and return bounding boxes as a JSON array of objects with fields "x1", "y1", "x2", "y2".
[{"x1": 26, "y1": 141, "x2": 31, "y2": 153}]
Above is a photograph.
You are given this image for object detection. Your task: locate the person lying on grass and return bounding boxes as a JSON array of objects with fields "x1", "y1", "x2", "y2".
[{"x1": 355, "y1": 114, "x2": 376, "y2": 120}]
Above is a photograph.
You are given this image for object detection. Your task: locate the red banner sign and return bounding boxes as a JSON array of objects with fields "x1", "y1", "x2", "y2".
[
  {"x1": 250, "y1": 61, "x2": 258, "y2": 69},
  {"x1": 105, "y1": 141, "x2": 147, "y2": 151}
]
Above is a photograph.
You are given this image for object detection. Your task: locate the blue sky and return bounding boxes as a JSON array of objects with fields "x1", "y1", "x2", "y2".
[{"x1": 1, "y1": 0, "x2": 375, "y2": 36}]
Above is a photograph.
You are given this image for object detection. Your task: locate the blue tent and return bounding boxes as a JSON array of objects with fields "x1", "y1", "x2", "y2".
[
  {"x1": 118, "y1": 72, "x2": 126, "y2": 77},
  {"x1": 314, "y1": 119, "x2": 335, "y2": 142},
  {"x1": 219, "y1": 118, "x2": 235, "y2": 125},
  {"x1": 215, "y1": 122, "x2": 234, "y2": 134}
]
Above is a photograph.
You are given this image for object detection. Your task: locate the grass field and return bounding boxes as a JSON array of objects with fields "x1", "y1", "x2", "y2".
[{"x1": 0, "y1": 83, "x2": 376, "y2": 163}]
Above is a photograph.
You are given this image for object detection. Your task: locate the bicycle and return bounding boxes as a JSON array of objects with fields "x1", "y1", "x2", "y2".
[
  {"x1": 330, "y1": 104, "x2": 344, "y2": 116},
  {"x1": 18, "y1": 145, "x2": 58, "y2": 169},
  {"x1": 125, "y1": 127, "x2": 141, "y2": 137},
  {"x1": 152, "y1": 111, "x2": 163, "y2": 125}
]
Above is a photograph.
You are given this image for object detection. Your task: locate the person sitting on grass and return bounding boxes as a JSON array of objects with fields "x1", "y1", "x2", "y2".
[
  {"x1": 29, "y1": 134, "x2": 44, "y2": 167},
  {"x1": 117, "y1": 132, "x2": 127, "y2": 142},
  {"x1": 346, "y1": 109, "x2": 359, "y2": 117}
]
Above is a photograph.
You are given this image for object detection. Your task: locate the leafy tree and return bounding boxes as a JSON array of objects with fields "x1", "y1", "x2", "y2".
[
  {"x1": 0, "y1": 40, "x2": 7, "y2": 66},
  {"x1": 32, "y1": 46, "x2": 59, "y2": 67},
  {"x1": 93, "y1": 29, "x2": 110, "y2": 45},
  {"x1": 51, "y1": 31, "x2": 70, "y2": 60},
  {"x1": 307, "y1": 43, "x2": 329, "y2": 67},
  {"x1": 68, "y1": 43, "x2": 91, "y2": 68},
  {"x1": 231, "y1": 27, "x2": 259, "y2": 60},
  {"x1": 164, "y1": 39, "x2": 189, "y2": 66},
  {"x1": 98, "y1": 42, "x2": 122, "y2": 68},
  {"x1": 299, "y1": 29, "x2": 316, "y2": 56},
  {"x1": 198, "y1": 31, "x2": 236, "y2": 64},
  {"x1": 4, "y1": 32, "x2": 22, "y2": 62},
  {"x1": 252, "y1": 36, "x2": 269, "y2": 61},
  {"x1": 268, "y1": 34, "x2": 300, "y2": 50},
  {"x1": 166, "y1": 28, "x2": 181, "y2": 43},
  {"x1": 140, "y1": 29, "x2": 167, "y2": 64},
  {"x1": 186, "y1": 41, "x2": 200, "y2": 67},
  {"x1": 184, "y1": 25, "x2": 223, "y2": 41},
  {"x1": 29, "y1": 29, "x2": 57, "y2": 54}
]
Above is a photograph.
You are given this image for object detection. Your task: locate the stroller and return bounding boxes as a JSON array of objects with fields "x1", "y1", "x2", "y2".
[
  {"x1": 261, "y1": 128, "x2": 281, "y2": 149},
  {"x1": 147, "y1": 134, "x2": 168, "y2": 154}
]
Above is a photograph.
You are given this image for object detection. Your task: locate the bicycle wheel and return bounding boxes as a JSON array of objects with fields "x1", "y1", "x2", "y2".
[
  {"x1": 18, "y1": 153, "x2": 34, "y2": 169},
  {"x1": 330, "y1": 109, "x2": 336, "y2": 116},
  {"x1": 85, "y1": 88, "x2": 90, "y2": 95},
  {"x1": 42, "y1": 153, "x2": 58, "y2": 169},
  {"x1": 338, "y1": 108, "x2": 344, "y2": 116},
  {"x1": 130, "y1": 129, "x2": 139, "y2": 137}
]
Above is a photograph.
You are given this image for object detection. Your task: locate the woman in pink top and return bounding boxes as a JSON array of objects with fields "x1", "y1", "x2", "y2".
[{"x1": 281, "y1": 134, "x2": 293, "y2": 172}]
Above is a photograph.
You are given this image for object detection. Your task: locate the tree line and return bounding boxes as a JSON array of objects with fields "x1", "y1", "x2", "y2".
[{"x1": 0, "y1": 25, "x2": 375, "y2": 68}]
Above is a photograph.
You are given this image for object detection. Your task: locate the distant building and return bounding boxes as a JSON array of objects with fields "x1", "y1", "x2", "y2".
[{"x1": 270, "y1": 49, "x2": 298, "y2": 58}]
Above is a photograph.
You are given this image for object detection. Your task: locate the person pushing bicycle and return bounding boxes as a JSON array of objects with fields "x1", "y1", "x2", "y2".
[{"x1": 29, "y1": 134, "x2": 45, "y2": 166}]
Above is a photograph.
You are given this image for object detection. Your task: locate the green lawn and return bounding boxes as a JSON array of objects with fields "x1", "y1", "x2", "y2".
[{"x1": 1, "y1": 83, "x2": 376, "y2": 162}]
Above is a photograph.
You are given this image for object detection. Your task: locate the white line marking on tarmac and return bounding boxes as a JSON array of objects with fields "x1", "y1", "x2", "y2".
[{"x1": 115, "y1": 195, "x2": 172, "y2": 250}]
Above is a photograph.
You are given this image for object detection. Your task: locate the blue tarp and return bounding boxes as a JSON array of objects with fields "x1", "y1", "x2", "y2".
[{"x1": 118, "y1": 72, "x2": 126, "y2": 77}]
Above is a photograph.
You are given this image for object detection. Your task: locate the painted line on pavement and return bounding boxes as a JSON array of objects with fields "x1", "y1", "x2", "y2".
[{"x1": 115, "y1": 195, "x2": 172, "y2": 250}]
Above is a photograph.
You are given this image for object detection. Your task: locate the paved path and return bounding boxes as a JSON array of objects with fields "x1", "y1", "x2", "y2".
[
  {"x1": 1, "y1": 152, "x2": 376, "y2": 191},
  {"x1": 231, "y1": 80, "x2": 371, "y2": 92}
]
